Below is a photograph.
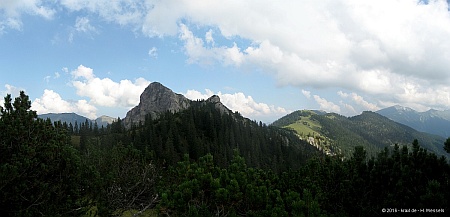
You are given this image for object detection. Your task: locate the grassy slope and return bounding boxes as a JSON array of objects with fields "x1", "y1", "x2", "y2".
[
  {"x1": 272, "y1": 110, "x2": 449, "y2": 159},
  {"x1": 274, "y1": 111, "x2": 340, "y2": 156}
]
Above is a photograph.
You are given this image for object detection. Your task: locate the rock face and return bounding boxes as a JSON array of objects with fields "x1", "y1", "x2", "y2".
[
  {"x1": 124, "y1": 82, "x2": 191, "y2": 128},
  {"x1": 205, "y1": 95, "x2": 231, "y2": 115}
]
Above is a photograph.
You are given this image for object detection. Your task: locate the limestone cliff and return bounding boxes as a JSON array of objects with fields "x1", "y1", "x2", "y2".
[
  {"x1": 205, "y1": 95, "x2": 232, "y2": 115},
  {"x1": 124, "y1": 82, "x2": 191, "y2": 128}
]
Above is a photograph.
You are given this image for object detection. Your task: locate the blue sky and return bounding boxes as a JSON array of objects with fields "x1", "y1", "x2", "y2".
[{"x1": 2, "y1": 0, "x2": 450, "y2": 123}]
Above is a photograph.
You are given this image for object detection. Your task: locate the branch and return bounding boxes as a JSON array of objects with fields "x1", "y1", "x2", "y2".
[{"x1": 132, "y1": 194, "x2": 159, "y2": 217}]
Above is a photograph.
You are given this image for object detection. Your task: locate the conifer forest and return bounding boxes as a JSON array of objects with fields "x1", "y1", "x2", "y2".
[{"x1": 1, "y1": 92, "x2": 449, "y2": 216}]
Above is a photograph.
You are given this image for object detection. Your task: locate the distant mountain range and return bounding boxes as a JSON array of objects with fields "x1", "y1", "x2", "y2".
[
  {"x1": 376, "y1": 105, "x2": 450, "y2": 138},
  {"x1": 38, "y1": 113, "x2": 116, "y2": 127},
  {"x1": 272, "y1": 110, "x2": 449, "y2": 158}
]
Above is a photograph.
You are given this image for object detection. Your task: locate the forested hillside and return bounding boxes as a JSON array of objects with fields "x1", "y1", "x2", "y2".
[
  {"x1": 1, "y1": 92, "x2": 450, "y2": 216},
  {"x1": 76, "y1": 100, "x2": 320, "y2": 173},
  {"x1": 272, "y1": 110, "x2": 449, "y2": 158}
]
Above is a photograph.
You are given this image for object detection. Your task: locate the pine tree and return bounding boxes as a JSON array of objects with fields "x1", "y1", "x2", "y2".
[
  {"x1": 0, "y1": 91, "x2": 87, "y2": 216},
  {"x1": 444, "y1": 137, "x2": 450, "y2": 153}
]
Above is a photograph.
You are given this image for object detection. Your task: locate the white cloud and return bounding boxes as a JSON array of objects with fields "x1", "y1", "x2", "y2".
[
  {"x1": 70, "y1": 65, "x2": 150, "y2": 108},
  {"x1": 0, "y1": 0, "x2": 55, "y2": 18},
  {"x1": 205, "y1": 29, "x2": 214, "y2": 45},
  {"x1": 184, "y1": 89, "x2": 214, "y2": 100},
  {"x1": 301, "y1": 89, "x2": 311, "y2": 99},
  {"x1": 75, "y1": 99, "x2": 97, "y2": 119},
  {"x1": 0, "y1": 0, "x2": 55, "y2": 32},
  {"x1": 0, "y1": 18, "x2": 22, "y2": 33},
  {"x1": 4, "y1": 1, "x2": 450, "y2": 113},
  {"x1": 31, "y1": 89, "x2": 97, "y2": 119},
  {"x1": 350, "y1": 93, "x2": 380, "y2": 111},
  {"x1": 339, "y1": 101, "x2": 357, "y2": 116},
  {"x1": 61, "y1": 0, "x2": 147, "y2": 26},
  {"x1": 313, "y1": 95, "x2": 341, "y2": 113},
  {"x1": 43, "y1": 72, "x2": 62, "y2": 83},
  {"x1": 71, "y1": 65, "x2": 95, "y2": 80},
  {"x1": 337, "y1": 91, "x2": 348, "y2": 98},
  {"x1": 139, "y1": 0, "x2": 450, "y2": 112},
  {"x1": 338, "y1": 91, "x2": 380, "y2": 111},
  {"x1": 1, "y1": 84, "x2": 22, "y2": 96},
  {"x1": 184, "y1": 89, "x2": 289, "y2": 121},
  {"x1": 148, "y1": 47, "x2": 158, "y2": 58},
  {"x1": 69, "y1": 16, "x2": 98, "y2": 42},
  {"x1": 0, "y1": 84, "x2": 23, "y2": 107},
  {"x1": 75, "y1": 16, "x2": 96, "y2": 33},
  {"x1": 179, "y1": 24, "x2": 244, "y2": 66},
  {"x1": 44, "y1": 75, "x2": 51, "y2": 83}
]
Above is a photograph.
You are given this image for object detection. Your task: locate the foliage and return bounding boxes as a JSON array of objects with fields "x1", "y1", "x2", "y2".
[
  {"x1": 158, "y1": 151, "x2": 326, "y2": 216},
  {"x1": 118, "y1": 101, "x2": 320, "y2": 173},
  {"x1": 77, "y1": 134, "x2": 158, "y2": 216},
  {"x1": 299, "y1": 141, "x2": 450, "y2": 216},
  {"x1": 159, "y1": 140, "x2": 450, "y2": 216},
  {"x1": 273, "y1": 110, "x2": 449, "y2": 158},
  {"x1": 0, "y1": 91, "x2": 87, "y2": 216},
  {"x1": 1, "y1": 92, "x2": 450, "y2": 216}
]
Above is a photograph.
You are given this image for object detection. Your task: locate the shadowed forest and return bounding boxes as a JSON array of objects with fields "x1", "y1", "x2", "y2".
[{"x1": 1, "y1": 92, "x2": 449, "y2": 216}]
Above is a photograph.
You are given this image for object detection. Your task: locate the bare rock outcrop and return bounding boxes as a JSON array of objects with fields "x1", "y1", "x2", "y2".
[
  {"x1": 124, "y1": 82, "x2": 191, "y2": 128},
  {"x1": 205, "y1": 95, "x2": 232, "y2": 115}
]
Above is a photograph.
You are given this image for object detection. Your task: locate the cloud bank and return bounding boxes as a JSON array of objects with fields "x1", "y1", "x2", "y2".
[
  {"x1": 145, "y1": 0, "x2": 450, "y2": 112},
  {"x1": 29, "y1": 65, "x2": 151, "y2": 119},
  {"x1": 31, "y1": 89, "x2": 97, "y2": 119},
  {"x1": 71, "y1": 65, "x2": 150, "y2": 108},
  {"x1": 4, "y1": 0, "x2": 450, "y2": 114}
]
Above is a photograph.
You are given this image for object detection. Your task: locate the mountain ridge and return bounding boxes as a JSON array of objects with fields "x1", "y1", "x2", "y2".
[
  {"x1": 38, "y1": 113, "x2": 116, "y2": 127},
  {"x1": 123, "y1": 82, "x2": 230, "y2": 128},
  {"x1": 377, "y1": 105, "x2": 450, "y2": 137},
  {"x1": 272, "y1": 109, "x2": 449, "y2": 158}
]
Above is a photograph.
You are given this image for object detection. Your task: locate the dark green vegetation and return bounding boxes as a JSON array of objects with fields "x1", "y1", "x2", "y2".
[
  {"x1": 272, "y1": 110, "x2": 449, "y2": 158},
  {"x1": 1, "y1": 92, "x2": 87, "y2": 216},
  {"x1": 1, "y1": 92, "x2": 450, "y2": 216}
]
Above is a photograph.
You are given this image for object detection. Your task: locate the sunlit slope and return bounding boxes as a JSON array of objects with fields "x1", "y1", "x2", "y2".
[{"x1": 272, "y1": 110, "x2": 449, "y2": 158}]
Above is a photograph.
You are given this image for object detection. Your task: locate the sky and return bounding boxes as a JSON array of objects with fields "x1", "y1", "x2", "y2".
[{"x1": 2, "y1": 0, "x2": 450, "y2": 123}]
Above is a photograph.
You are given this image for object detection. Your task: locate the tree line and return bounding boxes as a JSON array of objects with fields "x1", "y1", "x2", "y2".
[{"x1": 1, "y1": 92, "x2": 449, "y2": 216}]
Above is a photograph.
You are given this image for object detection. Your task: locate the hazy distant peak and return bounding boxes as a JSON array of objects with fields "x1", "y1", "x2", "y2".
[
  {"x1": 392, "y1": 105, "x2": 415, "y2": 112},
  {"x1": 95, "y1": 115, "x2": 116, "y2": 125},
  {"x1": 376, "y1": 105, "x2": 450, "y2": 138}
]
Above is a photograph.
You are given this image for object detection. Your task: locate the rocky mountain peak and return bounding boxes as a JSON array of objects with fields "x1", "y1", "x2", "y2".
[
  {"x1": 392, "y1": 105, "x2": 415, "y2": 113},
  {"x1": 207, "y1": 95, "x2": 221, "y2": 104},
  {"x1": 206, "y1": 95, "x2": 231, "y2": 115},
  {"x1": 124, "y1": 82, "x2": 191, "y2": 128}
]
